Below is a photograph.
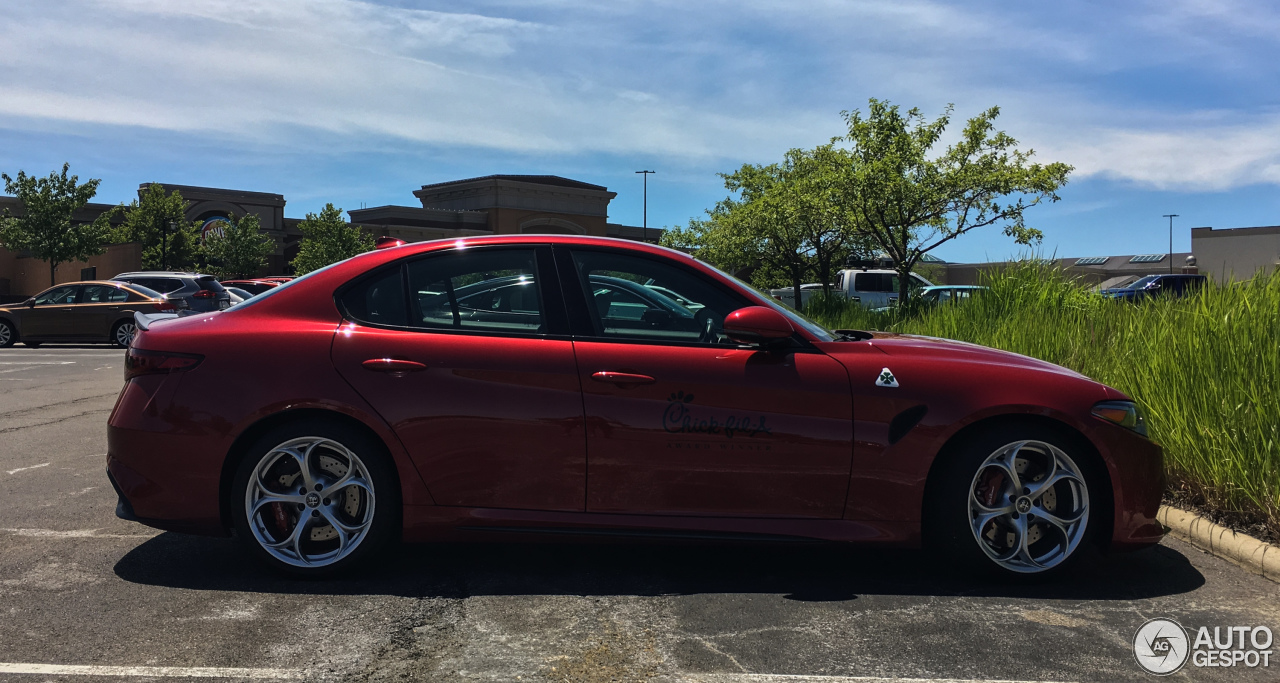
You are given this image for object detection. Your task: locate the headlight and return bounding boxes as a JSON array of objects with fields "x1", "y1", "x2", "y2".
[{"x1": 1092, "y1": 400, "x2": 1148, "y2": 437}]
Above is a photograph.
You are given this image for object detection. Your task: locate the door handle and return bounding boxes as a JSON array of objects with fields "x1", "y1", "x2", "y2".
[
  {"x1": 591, "y1": 371, "x2": 655, "y2": 386},
  {"x1": 362, "y1": 358, "x2": 427, "y2": 373}
]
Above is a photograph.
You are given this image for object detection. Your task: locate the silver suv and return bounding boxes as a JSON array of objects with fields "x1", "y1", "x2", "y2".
[{"x1": 111, "y1": 272, "x2": 232, "y2": 312}]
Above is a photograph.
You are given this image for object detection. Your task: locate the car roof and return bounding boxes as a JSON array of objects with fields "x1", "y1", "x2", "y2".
[{"x1": 114, "y1": 271, "x2": 208, "y2": 278}]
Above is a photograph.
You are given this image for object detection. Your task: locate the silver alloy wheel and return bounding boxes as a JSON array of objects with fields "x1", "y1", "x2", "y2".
[
  {"x1": 115, "y1": 322, "x2": 137, "y2": 347},
  {"x1": 0, "y1": 322, "x2": 11, "y2": 346},
  {"x1": 244, "y1": 436, "x2": 376, "y2": 568},
  {"x1": 967, "y1": 439, "x2": 1089, "y2": 573}
]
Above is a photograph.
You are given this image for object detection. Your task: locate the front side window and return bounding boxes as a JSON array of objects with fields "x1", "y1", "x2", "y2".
[
  {"x1": 407, "y1": 249, "x2": 543, "y2": 334},
  {"x1": 34, "y1": 286, "x2": 78, "y2": 305},
  {"x1": 570, "y1": 250, "x2": 747, "y2": 344}
]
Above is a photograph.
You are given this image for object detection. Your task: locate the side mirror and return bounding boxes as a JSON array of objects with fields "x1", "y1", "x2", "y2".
[
  {"x1": 723, "y1": 306, "x2": 794, "y2": 347},
  {"x1": 23, "y1": 298, "x2": 35, "y2": 307}
]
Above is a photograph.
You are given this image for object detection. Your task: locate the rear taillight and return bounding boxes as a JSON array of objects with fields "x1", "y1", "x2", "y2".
[
  {"x1": 192, "y1": 290, "x2": 215, "y2": 299},
  {"x1": 154, "y1": 300, "x2": 176, "y2": 312},
  {"x1": 124, "y1": 348, "x2": 203, "y2": 382}
]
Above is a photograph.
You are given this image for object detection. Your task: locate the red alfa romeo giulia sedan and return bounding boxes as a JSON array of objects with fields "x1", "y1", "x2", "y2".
[{"x1": 106, "y1": 235, "x2": 1164, "y2": 578}]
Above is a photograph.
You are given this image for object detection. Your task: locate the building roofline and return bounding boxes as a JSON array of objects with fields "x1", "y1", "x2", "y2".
[
  {"x1": 1191, "y1": 225, "x2": 1280, "y2": 237},
  {"x1": 417, "y1": 174, "x2": 607, "y2": 192}
]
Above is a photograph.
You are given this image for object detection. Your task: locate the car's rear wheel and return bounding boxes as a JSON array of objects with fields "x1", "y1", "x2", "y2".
[
  {"x1": 928, "y1": 424, "x2": 1097, "y2": 578},
  {"x1": 111, "y1": 320, "x2": 137, "y2": 348},
  {"x1": 231, "y1": 420, "x2": 399, "y2": 577},
  {"x1": 0, "y1": 319, "x2": 15, "y2": 347}
]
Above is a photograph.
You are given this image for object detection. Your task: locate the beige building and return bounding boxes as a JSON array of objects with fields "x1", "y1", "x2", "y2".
[
  {"x1": 1190, "y1": 225, "x2": 1280, "y2": 283},
  {"x1": 0, "y1": 175, "x2": 656, "y2": 299}
]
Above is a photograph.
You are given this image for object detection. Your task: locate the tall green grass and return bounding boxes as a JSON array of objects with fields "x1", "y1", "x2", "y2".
[{"x1": 810, "y1": 263, "x2": 1280, "y2": 534}]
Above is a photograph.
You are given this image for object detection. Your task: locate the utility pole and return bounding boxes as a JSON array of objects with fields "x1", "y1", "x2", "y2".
[
  {"x1": 1162, "y1": 214, "x2": 1179, "y2": 274},
  {"x1": 635, "y1": 170, "x2": 655, "y2": 243}
]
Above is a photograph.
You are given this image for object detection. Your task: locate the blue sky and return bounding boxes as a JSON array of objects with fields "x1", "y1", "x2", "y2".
[{"x1": 2, "y1": 0, "x2": 1278, "y2": 263}]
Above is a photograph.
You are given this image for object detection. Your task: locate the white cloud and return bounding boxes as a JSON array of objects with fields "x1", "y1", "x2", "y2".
[{"x1": 0, "y1": 0, "x2": 1278, "y2": 191}]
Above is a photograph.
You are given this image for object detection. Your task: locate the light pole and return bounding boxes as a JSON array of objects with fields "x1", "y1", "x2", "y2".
[
  {"x1": 1162, "y1": 214, "x2": 1179, "y2": 274},
  {"x1": 635, "y1": 170, "x2": 655, "y2": 243}
]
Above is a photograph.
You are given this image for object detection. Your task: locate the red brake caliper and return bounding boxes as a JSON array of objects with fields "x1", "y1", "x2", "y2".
[
  {"x1": 270, "y1": 502, "x2": 291, "y2": 538},
  {"x1": 977, "y1": 469, "x2": 1005, "y2": 508}
]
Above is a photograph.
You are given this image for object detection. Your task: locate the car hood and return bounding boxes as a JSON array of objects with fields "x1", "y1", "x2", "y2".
[{"x1": 865, "y1": 332, "x2": 1090, "y2": 380}]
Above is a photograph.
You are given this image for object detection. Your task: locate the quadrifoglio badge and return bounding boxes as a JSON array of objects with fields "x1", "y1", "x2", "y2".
[{"x1": 1134, "y1": 618, "x2": 1273, "y2": 675}]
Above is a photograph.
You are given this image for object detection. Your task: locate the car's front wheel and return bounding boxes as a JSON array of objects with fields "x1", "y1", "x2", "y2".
[
  {"x1": 0, "y1": 319, "x2": 15, "y2": 347},
  {"x1": 231, "y1": 420, "x2": 399, "y2": 577},
  {"x1": 928, "y1": 424, "x2": 1098, "y2": 578}
]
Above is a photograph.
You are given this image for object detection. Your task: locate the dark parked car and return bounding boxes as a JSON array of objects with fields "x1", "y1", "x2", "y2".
[
  {"x1": 111, "y1": 272, "x2": 232, "y2": 312},
  {"x1": 1100, "y1": 274, "x2": 1206, "y2": 301},
  {"x1": 0, "y1": 280, "x2": 175, "y2": 348},
  {"x1": 220, "y1": 279, "x2": 281, "y2": 296}
]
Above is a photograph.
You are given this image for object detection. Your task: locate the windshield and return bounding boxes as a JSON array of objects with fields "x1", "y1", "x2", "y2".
[
  {"x1": 1126, "y1": 276, "x2": 1159, "y2": 290},
  {"x1": 699, "y1": 260, "x2": 836, "y2": 342}
]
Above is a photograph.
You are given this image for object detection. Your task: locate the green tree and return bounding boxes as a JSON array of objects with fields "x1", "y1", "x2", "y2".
[
  {"x1": 291, "y1": 204, "x2": 373, "y2": 275},
  {"x1": 118, "y1": 183, "x2": 200, "y2": 270},
  {"x1": 0, "y1": 163, "x2": 117, "y2": 286},
  {"x1": 836, "y1": 99, "x2": 1072, "y2": 304},
  {"x1": 201, "y1": 212, "x2": 274, "y2": 279},
  {"x1": 664, "y1": 146, "x2": 866, "y2": 310}
]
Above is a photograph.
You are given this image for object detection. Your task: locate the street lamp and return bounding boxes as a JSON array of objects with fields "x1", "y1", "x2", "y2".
[
  {"x1": 635, "y1": 170, "x2": 655, "y2": 243},
  {"x1": 1162, "y1": 214, "x2": 1179, "y2": 274}
]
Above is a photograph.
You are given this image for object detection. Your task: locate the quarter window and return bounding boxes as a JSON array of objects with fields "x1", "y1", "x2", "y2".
[
  {"x1": 339, "y1": 268, "x2": 408, "y2": 327},
  {"x1": 406, "y1": 249, "x2": 543, "y2": 334}
]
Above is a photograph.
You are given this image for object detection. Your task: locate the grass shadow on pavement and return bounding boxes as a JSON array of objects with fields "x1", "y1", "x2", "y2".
[{"x1": 113, "y1": 533, "x2": 1204, "y2": 602}]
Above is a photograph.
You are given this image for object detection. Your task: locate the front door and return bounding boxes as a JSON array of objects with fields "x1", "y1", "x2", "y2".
[
  {"x1": 75, "y1": 284, "x2": 130, "y2": 339},
  {"x1": 330, "y1": 245, "x2": 587, "y2": 512},
  {"x1": 22, "y1": 285, "x2": 80, "y2": 338},
  {"x1": 561, "y1": 247, "x2": 854, "y2": 518}
]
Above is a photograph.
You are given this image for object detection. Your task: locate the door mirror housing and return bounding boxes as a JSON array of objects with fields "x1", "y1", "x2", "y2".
[
  {"x1": 23, "y1": 298, "x2": 35, "y2": 307},
  {"x1": 723, "y1": 306, "x2": 795, "y2": 347}
]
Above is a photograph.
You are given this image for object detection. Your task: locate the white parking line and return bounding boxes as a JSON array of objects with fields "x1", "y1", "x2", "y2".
[
  {"x1": 5, "y1": 463, "x2": 49, "y2": 475},
  {"x1": 678, "y1": 676, "x2": 1077, "y2": 683},
  {"x1": 1, "y1": 528, "x2": 158, "y2": 539},
  {"x1": 0, "y1": 361, "x2": 77, "y2": 364},
  {"x1": 0, "y1": 663, "x2": 302, "y2": 679}
]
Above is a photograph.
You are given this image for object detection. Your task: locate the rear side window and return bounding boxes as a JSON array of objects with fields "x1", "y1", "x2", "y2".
[
  {"x1": 339, "y1": 268, "x2": 408, "y2": 327},
  {"x1": 854, "y1": 272, "x2": 894, "y2": 293},
  {"x1": 196, "y1": 276, "x2": 226, "y2": 293},
  {"x1": 125, "y1": 284, "x2": 163, "y2": 300},
  {"x1": 129, "y1": 278, "x2": 183, "y2": 294},
  {"x1": 79, "y1": 285, "x2": 129, "y2": 303},
  {"x1": 406, "y1": 249, "x2": 543, "y2": 334}
]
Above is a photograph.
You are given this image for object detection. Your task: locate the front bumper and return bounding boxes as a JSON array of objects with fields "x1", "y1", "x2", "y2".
[{"x1": 1096, "y1": 422, "x2": 1166, "y2": 549}]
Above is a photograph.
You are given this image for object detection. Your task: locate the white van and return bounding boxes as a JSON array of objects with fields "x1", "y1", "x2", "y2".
[{"x1": 770, "y1": 269, "x2": 934, "y2": 309}]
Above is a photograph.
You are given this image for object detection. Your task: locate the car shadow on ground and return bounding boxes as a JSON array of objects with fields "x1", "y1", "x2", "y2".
[{"x1": 113, "y1": 532, "x2": 1205, "y2": 602}]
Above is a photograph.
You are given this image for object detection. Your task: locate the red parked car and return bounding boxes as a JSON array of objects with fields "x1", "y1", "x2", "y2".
[{"x1": 107, "y1": 235, "x2": 1164, "y2": 578}]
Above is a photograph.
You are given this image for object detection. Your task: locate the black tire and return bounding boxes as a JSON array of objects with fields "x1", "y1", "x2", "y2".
[
  {"x1": 925, "y1": 422, "x2": 1102, "y2": 580},
  {"x1": 0, "y1": 319, "x2": 15, "y2": 348},
  {"x1": 230, "y1": 418, "x2": 400, "y2": 578},
  {"x1": 111, "y1": 319, "x2": 137, "y2": 348}
]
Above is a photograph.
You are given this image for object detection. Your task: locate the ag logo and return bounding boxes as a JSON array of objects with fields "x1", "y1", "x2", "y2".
[
  {"x1": 1134, "y1": 618, "x2": 1189, "y2": 675},
  {"x1": 876, "y1": 367, "x2": 899, "y2": 388}
]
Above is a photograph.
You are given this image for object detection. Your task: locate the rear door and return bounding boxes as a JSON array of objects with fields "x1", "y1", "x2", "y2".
[
  {"x1": 76, "y1": 284, "x2": 130, "y2": 339},
  {"x1": 329, "y1": 245, "x2": 588, "y2": 511}
]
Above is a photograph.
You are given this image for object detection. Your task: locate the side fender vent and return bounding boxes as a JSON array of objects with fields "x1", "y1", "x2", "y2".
[{"x1": 888, "y1": 405, "x2": 929, "y2": 445}]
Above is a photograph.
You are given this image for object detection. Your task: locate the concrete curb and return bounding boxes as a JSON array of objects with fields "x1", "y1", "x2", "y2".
[{"x1": 1158, "y1": 504, "x2": 1280, "y2": 583}]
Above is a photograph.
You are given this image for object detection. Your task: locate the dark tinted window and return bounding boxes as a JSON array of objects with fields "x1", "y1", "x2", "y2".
[
  {"x1": 34, "y1": 286, "x2": 78, "y2": 305},
  {"x1": 125, "y1": 277, "x2": 183, "y2": 293},
  {"x1": 124, "y1": 284, "x2": 163, "y2": 300},
  {"x1": 854, "y1": 272, "x2": 894, "y2": 293},
  {"x1": 196, "y1": 276, "x2": 225, "y2": 293},
  {"x1": 79, "y1": 284, "x2": 129, "y2": 303},
  {"x1": 570, "y1": 250, "x2": 747, "y2": 344},
  {"x1": 340, "y1": 268, "x2": 408, "y2": 327},
  {"x1": 406, "y1": 249, "x2": 543, "y2": 334}
]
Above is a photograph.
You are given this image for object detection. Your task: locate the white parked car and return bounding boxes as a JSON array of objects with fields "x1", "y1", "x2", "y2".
[{"x1": 770, "y1": 269, "x2": 933, "y2": 309}]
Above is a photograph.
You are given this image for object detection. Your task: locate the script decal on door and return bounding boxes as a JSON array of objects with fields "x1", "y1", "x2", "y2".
[{"x1": 662, "y1": 390, "x2": 772, "y2": 438}]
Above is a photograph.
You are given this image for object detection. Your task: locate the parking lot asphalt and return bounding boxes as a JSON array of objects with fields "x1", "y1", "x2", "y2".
[{"x1": 1, "y1": 344, "x2": 1278, "y2": 683}]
